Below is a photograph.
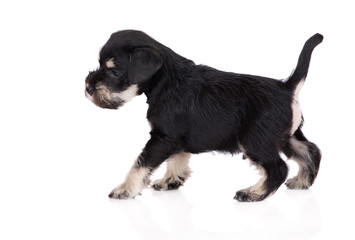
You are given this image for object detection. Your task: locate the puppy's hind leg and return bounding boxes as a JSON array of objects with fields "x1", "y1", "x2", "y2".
[
  {"x1": 282, "y1": 128, "x2": 321, "y2": 189},
  {"x1": 235, "y1": 146, "x2": 288, "y2": 202},
  {"x1": 152, "y1": 152, "x2": 192, "y2": 191}
]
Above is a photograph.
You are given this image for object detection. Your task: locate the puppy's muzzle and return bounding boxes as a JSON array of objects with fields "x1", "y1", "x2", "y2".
[{"x1": 85, "y1": 84, "x2": 124, "y2": 109}]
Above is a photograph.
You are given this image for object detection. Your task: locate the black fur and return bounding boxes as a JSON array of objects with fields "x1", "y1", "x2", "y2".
[
  {"x1": 285, "y1": 34, "x2": 323, "y2": 91},
  {"x1": 85, "y1": 30, "x2": 322, "y2": 201}
]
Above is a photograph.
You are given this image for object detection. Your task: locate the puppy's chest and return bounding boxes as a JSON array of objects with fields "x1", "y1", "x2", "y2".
[{"x1": 147, "y1": 102, "x2": 191, "y2": 134}]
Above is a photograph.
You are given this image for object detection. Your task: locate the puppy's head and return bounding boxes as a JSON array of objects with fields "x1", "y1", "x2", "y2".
[{"x1": 85, "y1": 30, "x2": 163, "y2": 109}]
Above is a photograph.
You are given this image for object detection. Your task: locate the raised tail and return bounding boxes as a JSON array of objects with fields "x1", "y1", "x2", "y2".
[{"x1": 285, "y1": 33, "x2": 323, "y2": 91}]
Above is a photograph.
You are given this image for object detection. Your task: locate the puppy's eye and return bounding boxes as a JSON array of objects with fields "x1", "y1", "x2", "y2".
[{"x1": 110, "y1": 69, "x2": 121, "y2": 77}]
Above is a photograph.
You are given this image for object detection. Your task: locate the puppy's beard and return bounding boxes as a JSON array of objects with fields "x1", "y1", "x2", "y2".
[
  {"x1": 87, "y1": 87, "x2": 124, "y2": 109},
  {"x1": 92, "y1": 92, "x2": 124, "y2": 109},
  {"x1": 85, "y1": 84, "x2": 138, "y2": 109}
]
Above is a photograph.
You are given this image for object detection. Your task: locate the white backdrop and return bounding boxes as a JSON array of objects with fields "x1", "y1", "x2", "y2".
[{"x1": 1, "y1": 0, "x2": 354, "y2": 239}]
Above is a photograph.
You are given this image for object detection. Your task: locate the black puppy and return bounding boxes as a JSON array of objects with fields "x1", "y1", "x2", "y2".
[{"x1": 85, "y1": 30, "x2": 322, "y2": 202}]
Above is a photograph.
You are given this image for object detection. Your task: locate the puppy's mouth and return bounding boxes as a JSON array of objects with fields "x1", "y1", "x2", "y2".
[{"x1": 85, "y1": 86, "x2": 125, "y2": 110}]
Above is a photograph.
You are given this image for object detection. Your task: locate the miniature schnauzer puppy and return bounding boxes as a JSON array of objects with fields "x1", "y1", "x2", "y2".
[{"x1": 85, "y1": 30, "x2": 322, "y2": 202}]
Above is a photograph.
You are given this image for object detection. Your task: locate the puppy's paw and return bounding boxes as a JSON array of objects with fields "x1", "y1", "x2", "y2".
[
  {"x1": 234, "y1": 189, "x2": 265, "y2": 202},
  {"x1": 108, "y1": 184, "x2": 139, "y2": 199},
  {"x1": 152, "y1": 176, "x2": 185, "y2": 191},
  {"x1": 285, "y1": 177, "x2": 310, "y2": 190}
]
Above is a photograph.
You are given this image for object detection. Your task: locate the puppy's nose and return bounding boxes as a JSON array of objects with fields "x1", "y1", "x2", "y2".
[{"x1": 86, "y1": 86, "x2": 95, "y2": 96}]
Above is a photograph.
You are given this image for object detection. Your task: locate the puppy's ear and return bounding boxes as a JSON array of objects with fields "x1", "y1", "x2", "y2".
[{"x1": 128, "y1": 48, "x2": 163, "y2": 84}]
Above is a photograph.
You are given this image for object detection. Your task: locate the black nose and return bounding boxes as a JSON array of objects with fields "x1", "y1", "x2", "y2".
[{"x1": 86, "y1": 86, "x2": 95, "y2": 96}]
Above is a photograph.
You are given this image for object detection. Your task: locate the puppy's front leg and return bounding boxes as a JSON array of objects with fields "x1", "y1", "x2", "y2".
[
  {"x1": 109, "y1": 134, "x2": 180, "y2": 199},
  {"x1": 108, "y1": 162, "x2": 151, "y2": 199}
]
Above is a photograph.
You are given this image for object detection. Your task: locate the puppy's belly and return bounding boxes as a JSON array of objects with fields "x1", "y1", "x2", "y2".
[{"x1": 184, "y1": 127, "x2": 240, "y2": 153}]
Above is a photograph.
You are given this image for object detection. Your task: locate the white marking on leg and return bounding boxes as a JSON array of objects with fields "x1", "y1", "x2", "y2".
[
  {"x1": 241, "y1": 164, "x2": 267, "y2": 197},
  {"x1": 110, "y1": 160, "x2": 151, "y2": 199},
  {"x1": 166, "y1": 152, "x2": 192, "y2": 179},
  {"x1": 286, "y1": 137, "x2": 313, "y2": 189},
  {"x1": 153, "y1": 152, "x2": 192, "y2": 190},
  {"x1": 239, "y1": 145, "x2": 268, "y2": 194},
  {"x1": 290, "y1": 79, "x2": 305, "y2": 135},
  {"x1": 289, "y1": 137, "x2": 309, "y2": 157},
  {"x1": 251, "y1": 166, "x2": 267, "y2": 194},
  {"x1": 235, "y1": 147, "x2": 269, "y2": 201}
]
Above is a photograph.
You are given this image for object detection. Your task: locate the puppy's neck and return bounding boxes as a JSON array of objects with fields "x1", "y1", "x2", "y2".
[{"x1": 142, "y1": 54, "x2": 194, "y2": 104}]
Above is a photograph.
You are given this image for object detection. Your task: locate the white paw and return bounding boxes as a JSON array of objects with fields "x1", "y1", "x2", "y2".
[
  {"x1": 108, "y1": 184, "x2": 139, "y2": 199},
  {"x1": 108, "y1": 166, "x2": 151, "y2": 199}
]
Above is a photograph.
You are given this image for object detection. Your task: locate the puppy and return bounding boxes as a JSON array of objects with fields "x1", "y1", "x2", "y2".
[{"x1": 85, "y1": 30, "x2": 322, "y2": 202}]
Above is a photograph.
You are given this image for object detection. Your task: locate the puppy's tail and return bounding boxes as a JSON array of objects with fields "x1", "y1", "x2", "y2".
[{"x1": 285, "y1": 33, "x2": 323, "y2": 91}]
